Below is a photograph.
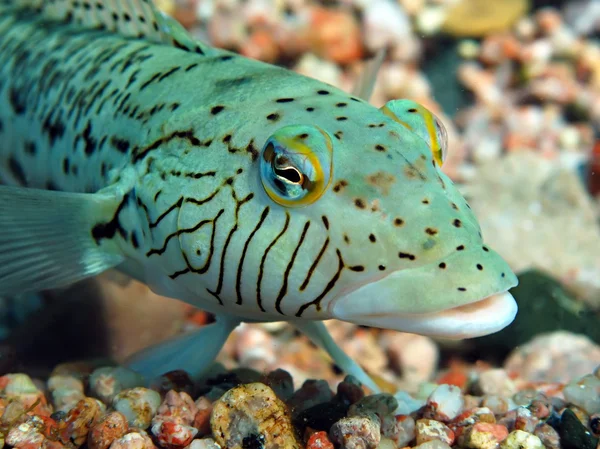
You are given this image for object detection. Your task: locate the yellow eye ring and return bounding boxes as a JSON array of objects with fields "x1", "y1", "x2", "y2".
[
  {"x1": 260, "y1": 125, "x2": 333, "y2": 207},
  {"x1": 381, "y1": 100, "x2": 449, "y2": 166}
]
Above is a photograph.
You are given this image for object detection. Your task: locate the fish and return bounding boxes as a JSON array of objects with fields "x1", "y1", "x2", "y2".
[{"x1": 0, "y1": 0, "x2": 518, "y2": 391}]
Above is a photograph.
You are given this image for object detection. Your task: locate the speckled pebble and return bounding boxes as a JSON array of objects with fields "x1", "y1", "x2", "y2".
[
  {"x1": 329, "y1": 415, "x2": 380, "y2": 449},
  {"x1": 210, "y1": 382, "x2": 300, "y2": 449},
  {"x1": 154, "y1": 391, "x2": 198, "y2": 426},
  {"x1": 90, "y1": 368, "x2": 145, "y2": 404},
  {"x1": 109, "y1": 432, "x2": 156, "y2": 449},
  {"x1": 306, "y1": 430, "x2": 334, "y2": 449},
  {"x1": 151, "y1": 420, "x2": 197, "y2": 448},
  {"x1": 6, "y1": 421, "x2": 45, "y2": 449},
  {"x1": 381, "y1": 414, "x2": 415, "y2": 447},
  {"x1": 416, "y1": 418, "x2": 455, "y2": 446},
  {"x1": 459, "y1": 422, "x2": 509, "y2": 449},
  {"x1": 413, "y1": 440, "x2": 453, "y2": 449},
  {"x1": 88, "y1": 412, "x2": 129, "y2": 449},
  {"x1": 500, "y1": 430, "x2": 545, "y2": 449},
  {"x1": 113, "y1": 388, "x2": 162, "y2": 430},
  {"x1": 62, "y1": 398, "x2": 103, "y2": 447}
]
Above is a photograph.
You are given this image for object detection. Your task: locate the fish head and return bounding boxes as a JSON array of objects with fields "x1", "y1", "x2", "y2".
[{"x1": 254, "y1": 94, "x2": 517, "y2": 338}]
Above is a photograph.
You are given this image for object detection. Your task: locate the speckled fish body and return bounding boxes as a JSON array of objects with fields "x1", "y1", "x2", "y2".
[{"x1": 0, "y1": 0, "x2": 518, "y2": 382}]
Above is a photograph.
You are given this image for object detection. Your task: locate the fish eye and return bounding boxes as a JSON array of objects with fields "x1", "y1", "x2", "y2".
[
  {"x1": 381, "y1": 99, "x2": 449, "y2": 166},
  {"x1": 260, "y1": 125, "x2": 333, "y2": 207}
]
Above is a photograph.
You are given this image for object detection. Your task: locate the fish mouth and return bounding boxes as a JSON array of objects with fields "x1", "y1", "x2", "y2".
[{"x1": 328, "y1": 247, "x2": 519, "y2": 339}]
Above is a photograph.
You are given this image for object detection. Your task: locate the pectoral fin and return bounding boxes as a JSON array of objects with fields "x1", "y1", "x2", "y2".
[
  {"x1": 125, "y1": 314, "x2": 241, "y2": 381},
  {"x1": 0, "y1": 186, "x2": 126, "y2": 296}
]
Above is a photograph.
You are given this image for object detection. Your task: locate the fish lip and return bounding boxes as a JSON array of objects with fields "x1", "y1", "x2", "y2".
[{"x1": 328, "y1": 289, "x2": 518, "y2": 338}]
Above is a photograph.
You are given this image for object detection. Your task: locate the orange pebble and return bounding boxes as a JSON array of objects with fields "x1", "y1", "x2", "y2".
[{"x1": 309, "y1": 6, "x2": 363, "y2": 64}]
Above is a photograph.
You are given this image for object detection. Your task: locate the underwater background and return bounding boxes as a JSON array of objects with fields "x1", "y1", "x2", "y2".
[{"x1": 0, "y1": 0, "x2": 599, "y2": 448}]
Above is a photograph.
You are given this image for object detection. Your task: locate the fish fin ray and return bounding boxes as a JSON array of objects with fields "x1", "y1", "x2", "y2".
[
  {"x1": 292, "y1": 320, "x2": 382, "y2": 393},
  {"x1": 351, "y1": 48, "x2": 387, "y2": 102},
  {"x1": 125, "y1": 314, "x2": 241, "y2": 381},
  {"x1": 0, "y1": 186, "x2": 125, "y2": 296}
]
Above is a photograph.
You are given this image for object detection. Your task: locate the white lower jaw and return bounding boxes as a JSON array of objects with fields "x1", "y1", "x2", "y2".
[{"x1": 331, "y1": 291, "x2": 518, "y2": 339}]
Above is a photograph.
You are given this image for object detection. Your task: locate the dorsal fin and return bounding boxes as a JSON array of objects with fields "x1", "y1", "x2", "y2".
[
  {"x1": 9, "y1": 0, "x2": 213, "y2": 54},
  {"x1": 351, "y1": 48, "x2": 386, "y2": 102}
]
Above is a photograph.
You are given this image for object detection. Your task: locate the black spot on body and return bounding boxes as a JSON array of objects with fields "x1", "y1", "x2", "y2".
[
  {"x1": 458, "y1": 287, "x2": 467, "y2": 291},
  {"x1": 24, "y1": 141, "x2": 37, "y2": 155},
  {"x1": 439, "y1": 262, "x2": 446, "y2": 269},
  {"x1": 456, "y1": 245, "x2": 465, "y2": 251},
  {"x1": 211, "y1": 105, "x2": 225, "y2": 115},
  {"x1": 368, "y1": 234, "x2": 376, "y2": 242},
  {"x1": 398, "y1": 252, "x2": 416, "y2": 260},
  {"x1": 476, "y1": 264, "x2": 483, "y2": 270},
  {"x1": 375, "y1": 144, "x2": 386, "y2": 152},
  {"x1": 110, "y1": 136, "x2": 130, "y2": 153},
  {"x1": 8, "y1": 156, "x2": 26, "y2": 184},
  {"x1": 317, "y1": 90, "x2": 330, "y2": 95},
  {"x1": 266, "y1": 113, "x2": 280, "y2": 121},
  {"x1": 276, "y1": 98, "x2": 294, "y2": 103}
]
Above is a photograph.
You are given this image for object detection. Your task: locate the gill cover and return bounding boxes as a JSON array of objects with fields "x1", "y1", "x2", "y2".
[
  {"x1": 381, "y1": 99, "x2": 449, "y2": 166},
  {"x1": 260, "y1": 125, "x2": 333, "y2": 207}
]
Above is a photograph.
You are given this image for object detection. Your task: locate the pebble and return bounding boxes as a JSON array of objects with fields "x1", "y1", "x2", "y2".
[
  {"x1": 380, "y1": 332, "x2": 438, "y2": 388},
  {"x1": 501, "y1": 430, "x2": 545, "y2": 448},
  {"x1": 533, "y1": 423, "x2": 560, "y2": 449},
  {"x1": 113, "y1": 388, "x2": 162, "y2": 430},
  {"x1": 192, "y1": 397, "x2": 212, "y2": 437},
  {"x1": 260, "y1": 368, "x2": 294, "y2": 401},
  {"x1": 288, "y1": 379, "x2": 334, "y2": 417},
  {"x1": 183, "y1": 439, "x2": 219, "y2": 449},
  {"x1": 154, "y1": 391, "x2": 198, "y2": 427},
  {"x1": 347, "y1": 394, "x2": 398, "y2": 420},
  {"x1": 329, "y1": 415, "x2": 380, "y2": 449},
  {"x1": 459, "y1": 422, "x2": 509, "y2": 449},
  {"x1": 47, "y1": 375, "x2": 85, "y2": 413},
  {"x1": 88, "y1": 412, "x2": 129, "y2": 449},
  {"x1": 151, "y1": 421, "x2": 197, "y2": 448},
  {"x1": 90, "y1": 368, "x2": 145, "y2": 404},
  {"x1": 308, "y1": 6, "x2": 363, "y2": 64},
  {"x1": 557, "y1": 408, "x2": 599, "y2": 449},
  {"x1": 210, "y1": 382, "x2": 300, "y2": 449},
  {"x1": 61, "y1": 398, "x2": 103, "y2": 447},
  {"x1": 413, "y1": 441, "x2": 453, "y2": 449},
  {"x1": 415, "y1": 419, "x2": 455, "y2": 446},
  {"x1": 424, "y1": 385, "x2": 464, "y2": 422},
  {"x1": 306, "y1": 430, "x2": 334, "y2": 449},
  {"x1": 477, "y1": 369, "x2": 517, "y2": 397},
  {"x1": 380, "y1": 414, "x2": 415, "y2": 447},
  {"x1": 109, "y1": 432, "x2": 156, "y2": 449},
  {"x1": 564, "y1": 374, "x2": 600, "y2": 414}
]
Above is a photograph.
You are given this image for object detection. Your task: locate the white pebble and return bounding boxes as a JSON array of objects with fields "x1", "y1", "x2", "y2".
[{"x1": 427, "y1": 384, "x2": 464, "y2": 420}]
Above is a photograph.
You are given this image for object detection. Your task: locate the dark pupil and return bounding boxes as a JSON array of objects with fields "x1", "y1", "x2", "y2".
[{"x1": 274, "y1": 166, "x2": 302, "y2": 184}]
